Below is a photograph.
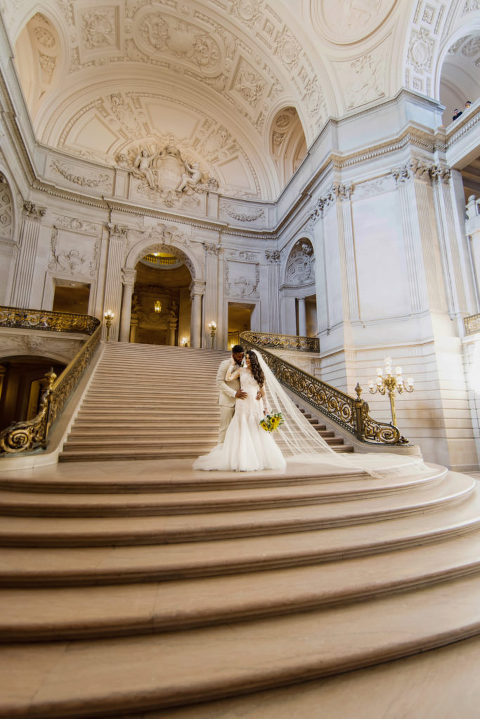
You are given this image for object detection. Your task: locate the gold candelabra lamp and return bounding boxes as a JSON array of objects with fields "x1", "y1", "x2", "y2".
[
  {"x1": 104, "y1": 310, "x2": 115, "y2": 342},
  {"x1": 181, "y1": 337, "x2": 189, "y2": 347},
  {"x1": 208, "y1": 321, "x2": 217, "y2": 349},
  {"x1": 366, "y1": 356, "x2": 414, "y2": 426}
]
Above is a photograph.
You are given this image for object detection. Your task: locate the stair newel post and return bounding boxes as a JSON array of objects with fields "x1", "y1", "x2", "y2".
[{"x1": 353, "y1": 382, "x2": 366, "y2": 441}]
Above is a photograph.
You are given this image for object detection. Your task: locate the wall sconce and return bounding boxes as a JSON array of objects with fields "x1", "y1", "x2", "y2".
[
  {"x1": 208, "y1": 320, "x2": 217, "y2": 349},
  {"x1": 104, "y1": 310, "x2": 115, "y2": 342},
  {"x1": 154, "y1": 300, "x2": 162, "y2": 313}
]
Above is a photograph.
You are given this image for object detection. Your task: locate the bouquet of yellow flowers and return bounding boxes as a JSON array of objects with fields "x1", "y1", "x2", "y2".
[{"x1": 260, "y1": 412, "x2": 284, "y2": 433}]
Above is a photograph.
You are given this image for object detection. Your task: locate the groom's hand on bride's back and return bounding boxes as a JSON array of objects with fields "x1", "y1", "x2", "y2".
[{"x1": 235, "y1": 389, "x2": 247, "y2": 399}]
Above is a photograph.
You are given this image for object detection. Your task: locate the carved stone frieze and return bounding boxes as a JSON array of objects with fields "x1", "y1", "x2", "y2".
[
  {"x1": 353, "y1": 176, "x2": 396, "y2": 200},
  {"x1": 391, "y1": 159, "x2": 450, "y2": 184},
  {"x1": 0, "y1": 179, "x2": 13, "y2": 239},
  {"x1": 80, "y1": 7, "x2": 118, "y2": 50},
  {"x1": 48, "y1": 225, "x2": 99, "y2": 278},
  {"x1": 52, "y1": 215, "x2": 101, "y2": 236},
  {"x1": 225, "y1": 260, "x2": 260, "y2": 298},
  {"x1": 221, "y1": 202, "x2": 265, "y2": 223},
  {"x1": 50, "y1": 160, "x2": 112, "y2": 191}
]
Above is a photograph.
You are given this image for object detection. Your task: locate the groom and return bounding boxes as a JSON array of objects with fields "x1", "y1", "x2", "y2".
[{"x1": 216, "y1": 344, "x2": 247, "y2": 444}]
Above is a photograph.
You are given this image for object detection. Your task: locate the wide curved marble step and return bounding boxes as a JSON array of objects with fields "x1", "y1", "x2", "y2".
[
  {"x1": 0, "y1": 462, "x2": 369, "y2": 492},
  {"x1": 3, "y1": 528, "x2": 480, "y2": 642},
  {"x1": 3, "y1": 574, "x2": 480, "y2": 718},
  {"x1": 0, "y1": 469, "x2": 447, "y2": 517},
  {"x1": 2, "y1": 488, "x2": 480, "y2": 586},
  {"x1": 0, "y1": 472, "x2": 472, "y2": 546}
]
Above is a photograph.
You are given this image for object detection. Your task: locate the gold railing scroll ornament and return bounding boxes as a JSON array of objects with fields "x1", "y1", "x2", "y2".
[
  {"x1": 0, "y1": 310, "x2": 101, "y2": 454},
  {"x1": 240, "y1": 331, "x2": 409, "y2": 445},
  {"x1": 0, "y1": 306, "x2": 98, "y2": 334}
]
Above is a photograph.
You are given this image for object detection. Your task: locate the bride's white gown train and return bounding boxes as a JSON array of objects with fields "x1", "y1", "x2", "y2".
[{"x1": 193, "y1": 364, "x2": 286, "y2": 472}]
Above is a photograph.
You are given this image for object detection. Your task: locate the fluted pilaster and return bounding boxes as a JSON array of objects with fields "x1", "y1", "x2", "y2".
[
  {"x1": 119, "y1": 268, "x2": 136, "y2": 342},
  {"x1": 102, "y1": 224, "x2": 128, "y2": 342},
  {"x1": 11, "y1": 202, "x2": 46, "y2": 307}
]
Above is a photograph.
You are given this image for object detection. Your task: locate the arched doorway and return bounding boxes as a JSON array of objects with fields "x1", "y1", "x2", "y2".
[
  {"x1": 0, "y1": 355, "x2": 66, "y2": 431},
  {"x1": 130, "y1": 251, "x2": 192, "y2": 346}
]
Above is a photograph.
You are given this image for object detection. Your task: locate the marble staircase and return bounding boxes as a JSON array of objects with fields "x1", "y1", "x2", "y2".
[
  {"x1": 1, "y1": 454, "x2": 480, "y2": 716},
  {"x1": 1, "y1": 343, "x2": 480, "y2": 717},
  {"x1": 60, "y1": 343, "x2": 353, "y2": 461}
]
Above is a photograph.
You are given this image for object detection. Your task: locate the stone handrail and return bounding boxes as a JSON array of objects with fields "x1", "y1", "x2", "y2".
[
  {"x1": 240, "y1": 331, "x2": 408, "y2": 445},
  {"x1": 0, "y1": 312, "x2": 101, "y2": 454}
]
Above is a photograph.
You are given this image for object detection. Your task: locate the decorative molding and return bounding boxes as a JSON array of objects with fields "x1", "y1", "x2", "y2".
[
  {"x1": 50, "y1": 160, "x2": 111, "y2": 190},
  {"x1": 285, "y1": 239, "x2": 314, "y2": 286},
  {"x1": 23, "y1": 201, "x2": 46, "y2": 219},
  {"x1": 52, "y1": 215, "x2": 101, "y2": 236},
  {"x1": 221, "y1": 203, "x2": 265, "y2": 222},
  {"x1": 203, "y1": 241, "x2": 221, "y2": 255},
  {"x1": 265, "y1": 249, "x2": 280, "y2": 263},
  {"x1": 225, "y1": 259, "x2": 260, "y2": 298}
]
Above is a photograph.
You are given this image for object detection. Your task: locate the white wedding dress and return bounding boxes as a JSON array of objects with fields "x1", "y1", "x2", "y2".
[{"x1": 193, "y1": 363, "x2": 286, "y2": 472}]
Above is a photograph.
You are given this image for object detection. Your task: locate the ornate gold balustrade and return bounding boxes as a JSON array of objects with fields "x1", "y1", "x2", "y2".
[
  {"x1": 241, "y1": 331, "x2": 319, "y2": 353},
  {"x1": 0, "y1": 306, "x2": 98, "y2": 334},
  {"x1": 0, "y1": 309, "x2": 101, "y2": 454},
  {"x1": 464, "y1": 313, "x2": 480, "y2": 336},
  {"x1": 240, "y1": 331, "x2": 408, "y2": 445}
]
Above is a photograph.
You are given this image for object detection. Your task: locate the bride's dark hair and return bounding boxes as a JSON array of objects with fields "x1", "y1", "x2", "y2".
[{"x1": 246, "y1": 350, "x2": 264, "y2": 387}]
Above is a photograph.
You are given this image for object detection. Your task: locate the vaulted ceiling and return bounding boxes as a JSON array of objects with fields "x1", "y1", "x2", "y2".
[{"x1": 3, "y1": 0, "x2": 479, "y2": 199}]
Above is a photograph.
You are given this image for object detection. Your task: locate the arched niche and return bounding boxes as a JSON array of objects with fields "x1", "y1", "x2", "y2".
[
  {"x1": 14, "y1": 12, "x2": 63, "y2": 119},
  {"x1": 282, "y1": 238, "x2": 317, "y2": 337},
  {"x1": 270, "y1": 107, "x2": 307, "y2": 186},
  {"x1": 438, "y1": 32, "x2": 480, "y2": 125}
]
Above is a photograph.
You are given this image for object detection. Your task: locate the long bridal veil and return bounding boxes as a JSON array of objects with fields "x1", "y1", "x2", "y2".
[{"x1": 256, "y1": 351, "x2": 427, "y2": 479}]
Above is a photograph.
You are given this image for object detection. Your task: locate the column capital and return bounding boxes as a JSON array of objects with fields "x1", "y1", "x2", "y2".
[
  {"x1": 265, "y1": 249, "x2": 280, "y2": 263},
  {"x1": 121, "y1": 267, "x2": 136, "y2": 287},
  {"x1": 190, "y1": 279, "x2": 205, "y2": 298},
  {"x1": 107, "y1": 222, "x2": 129, "y2": 239},
  {"x1": 202, "y1": 241, "x2": 221, "y2": 255},
  {"x1": 23, "y1": 201, "x2": 46, "y2": 220}
]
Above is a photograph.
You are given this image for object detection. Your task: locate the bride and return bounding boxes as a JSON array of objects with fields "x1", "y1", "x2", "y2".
[
  {"x1": 193, "y1": 349, "x2": 286, "y2": 472},
  {"x1": 194, "y1": 346, "x2": 427, "y2": 479}
]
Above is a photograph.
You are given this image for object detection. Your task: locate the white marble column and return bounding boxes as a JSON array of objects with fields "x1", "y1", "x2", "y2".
[
  {"x1": 336, "y1": 184, "x2": 360, "y2": 321},
  {"x1": 119, "y1": 268, "x2": 136, "y2": 342},
  {"x1": 203, "y1": 242, "x2": 220, "y2": 346},
  {"x1": 297, "y1": 297, "x2": 307, "y2": 336},
  {"x1": 102, "y1": 224, "x2": 128, "y2": 342},
  {"x1": 190, "y1": 280, "x2": 205, "y2": 348},
  {"x1": 265, "y1": 250, "x2": 280, "y2": 333},
  {"x1": 11, "y1": 202, "x2": 46, "y2": 308}
]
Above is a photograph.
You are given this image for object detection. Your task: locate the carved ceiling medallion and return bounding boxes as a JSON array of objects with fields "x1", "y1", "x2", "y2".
[{"x1": 316, "y1": 0, "x2": 396, "y2": 45}]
